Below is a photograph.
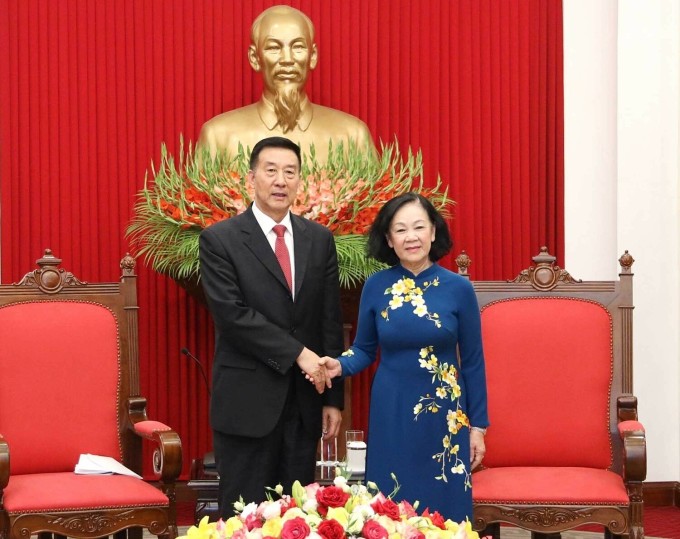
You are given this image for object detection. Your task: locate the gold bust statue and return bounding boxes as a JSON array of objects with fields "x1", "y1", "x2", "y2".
[{"x1": 197, "y1": 5, "x2": 376, "y2": 163}]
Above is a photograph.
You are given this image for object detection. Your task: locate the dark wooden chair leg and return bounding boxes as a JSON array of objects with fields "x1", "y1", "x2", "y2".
[{"x1": 480, "y1": 523, "x2": 500, "y2": 539}]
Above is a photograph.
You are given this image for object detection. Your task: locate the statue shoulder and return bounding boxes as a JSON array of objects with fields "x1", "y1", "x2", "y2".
[
  {"x1": 197, "y1": 104, "x2": 263, "y2": 156},
  {"x1": 312, "y1": 104, "x2": 369, "y2": 128},
  {"x1": 311, "y1": 104, "x2": 373, "y2": 144},
  {"x1": 200, "y1": 104, "x2": 260, "y2": 136}
]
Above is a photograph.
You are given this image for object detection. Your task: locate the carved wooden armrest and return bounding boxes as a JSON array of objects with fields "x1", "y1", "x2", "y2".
[
  {"x1": 617, "y1": 394, "x2": 639, "y2": 421},
  {"x1": 127, "y1": 397, "x2": 183, "y2": 483},
  {"x1": 617, "y1": 396, "x2": 646, "y2": 483},
  {"x1": 0, "y1": 433, "x2": 8, "y2": 491}
]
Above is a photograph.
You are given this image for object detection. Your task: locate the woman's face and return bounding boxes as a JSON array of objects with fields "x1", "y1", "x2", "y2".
[{"x1": 386, "y1": 201, "x2": 436, "y2": 273}]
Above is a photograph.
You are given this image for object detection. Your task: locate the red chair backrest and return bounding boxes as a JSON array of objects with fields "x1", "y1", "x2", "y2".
[
  {"x1": 480, "y1": 297, "x2": 613, "y2": 469},
  {"x1": 0, "y1": 300, "x2": 122, "y2": 474}
]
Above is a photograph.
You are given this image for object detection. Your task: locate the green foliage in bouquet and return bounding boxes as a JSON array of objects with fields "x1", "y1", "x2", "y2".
[{"x1": 126, "y1": 138, "x2": 453, "y2": 289}]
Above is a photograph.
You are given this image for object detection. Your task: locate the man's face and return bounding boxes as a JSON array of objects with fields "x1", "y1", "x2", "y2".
[
  {"x1": 252, "y1": 14, "x2": 317, "y2": 97},
  {"x1": 248, "y1": 147, "x2": 300, "y2": 222}
]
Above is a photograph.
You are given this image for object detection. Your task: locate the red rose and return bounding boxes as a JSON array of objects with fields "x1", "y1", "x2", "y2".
[
  {"x1": 422, "y1": 509, "x2": 446, "y2": 530},
  {"x1": 281, "y1": 517, "x2": 310, "y2": 539},
  {"x1": 316, "y1": 486, "x2": 351, "y2": 511},
  {"x1": 408, "y1": 531, "x2": 425, "y2": 539},
  {"x1": 361, "y1": 520, "x2": 389, "y2": 539},
  {"x1": 243, "y1": 513, "x2": 263, "y2": 530},
  {"x1": 281, "y1": 497, "x2": 297, "y2": 513},
  {"x1": 371, "y1": 497, "x2": 400, "y2": 521},
  {"x1": 317, "y1": 519, "x2": 346, "y2": 539},
  {"x1": 398, "y1": 500, "x2": 418, "y2": 518}
]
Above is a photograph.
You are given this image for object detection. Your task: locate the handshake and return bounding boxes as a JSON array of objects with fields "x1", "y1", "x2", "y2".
[{"x1": 296, "y1": 347, "x2": 343, "y2": 394}]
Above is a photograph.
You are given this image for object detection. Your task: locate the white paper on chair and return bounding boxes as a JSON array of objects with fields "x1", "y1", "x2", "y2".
[{"x1": 74, "y1": 453, "x2": 142, "y2": 479}]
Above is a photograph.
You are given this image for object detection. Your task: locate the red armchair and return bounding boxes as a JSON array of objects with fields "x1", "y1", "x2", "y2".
[
  {"x1": 0, "y1": 250, "x2": 182, "y2": 539},
  {"x1": 459, "y1": 248, "x2": 645, "y2": 539}
]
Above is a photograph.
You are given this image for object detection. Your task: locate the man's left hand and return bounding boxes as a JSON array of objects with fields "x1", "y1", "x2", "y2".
[{"x1": 322, "y1": 406, "x2": 342, "y2": 440}]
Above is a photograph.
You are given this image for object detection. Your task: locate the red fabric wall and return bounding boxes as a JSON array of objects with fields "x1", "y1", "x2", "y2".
[{"x1": 0, "y1": 0, "x2": 563, "y2": 478}]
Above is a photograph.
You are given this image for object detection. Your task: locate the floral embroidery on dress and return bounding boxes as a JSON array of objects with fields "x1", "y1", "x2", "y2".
[
  {"x1": 381, "y1": 276, "x2": 441, "y2": 327},
  {"x1": 413, "y1": 345, "x2": 471, "y2": 489}
]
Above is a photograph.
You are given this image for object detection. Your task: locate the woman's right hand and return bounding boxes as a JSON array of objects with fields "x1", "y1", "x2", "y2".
[
  {"x1": 320, "y1": 357, "x2": 343, "y2": 380},
  {"x1": 305, "y1": 357, "x2": 343, "y2": 388}
]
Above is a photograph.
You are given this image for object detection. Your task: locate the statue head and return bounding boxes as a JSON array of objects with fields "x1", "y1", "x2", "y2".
[{"x1": 248, "y1": 5, "x2": 319, "y2": 133}]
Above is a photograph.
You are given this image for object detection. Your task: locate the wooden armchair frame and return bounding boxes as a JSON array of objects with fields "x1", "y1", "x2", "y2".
[
  {"x1": 458, "y1": 248, "x2": 646, "y2": 539},
  {"x1": 0, "y1": 250, "x2": 182, "y2": 539}
]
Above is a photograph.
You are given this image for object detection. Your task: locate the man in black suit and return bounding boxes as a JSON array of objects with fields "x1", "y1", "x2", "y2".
[{"x1": 199, "y1": 137, "x2": 344, "y2": 517}]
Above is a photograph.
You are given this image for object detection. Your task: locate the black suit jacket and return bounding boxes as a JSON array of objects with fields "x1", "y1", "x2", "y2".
[{"x1": 199, "y1": 206, "x2": 344, "y2": 438}]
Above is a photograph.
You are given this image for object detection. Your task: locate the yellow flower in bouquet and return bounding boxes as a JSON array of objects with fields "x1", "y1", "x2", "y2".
[{"x1": 179, "y1": 477, "x2": 484, "y2": 539}]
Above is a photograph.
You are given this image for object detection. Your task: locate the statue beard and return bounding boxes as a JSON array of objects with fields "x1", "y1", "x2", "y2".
[{"x1": 273, "y1": 85, "x2": 302, "y2": 133}]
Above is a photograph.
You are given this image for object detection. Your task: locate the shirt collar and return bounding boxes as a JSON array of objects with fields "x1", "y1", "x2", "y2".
[
  {"x1": 251, "y1": 202, "x2": 293, "y2": 236},
  {"x1": 257, "y1": 95, "x2": 313, "y2": 132}
]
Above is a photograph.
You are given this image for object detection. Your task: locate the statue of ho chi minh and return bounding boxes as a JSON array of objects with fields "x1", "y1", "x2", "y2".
[{"x1": 197, "y1": 5, "x2": 377, "y2": 163}]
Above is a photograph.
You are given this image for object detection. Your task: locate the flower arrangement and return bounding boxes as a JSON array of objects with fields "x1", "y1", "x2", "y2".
[
  {"x1": 182, "y1": 477, "x2": 484, "y2": 539},
  {"x1": 126, "y1": 139, "x2": 453, "y2": 288}
]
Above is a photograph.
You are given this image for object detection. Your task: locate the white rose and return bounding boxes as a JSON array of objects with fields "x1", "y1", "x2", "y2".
[{"x1": 261, "y1": 500, "x2": 282, "y2": 520}]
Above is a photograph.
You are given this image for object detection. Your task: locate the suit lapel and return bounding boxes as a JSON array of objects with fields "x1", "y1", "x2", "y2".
[
  {"x1": 291, "y1": 215, "x2": 311, "y2": 298},
  {"x1": 241, "y1": 208, "x2": 291, "y2": 293}
]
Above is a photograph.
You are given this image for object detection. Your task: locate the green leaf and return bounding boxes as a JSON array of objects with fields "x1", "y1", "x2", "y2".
[
  {"x1": 125, "y1": 136, "x2": 454, "y2": 288},
  {"x1": 291, "y1": 480, "x2": 306, "y2": 508}
]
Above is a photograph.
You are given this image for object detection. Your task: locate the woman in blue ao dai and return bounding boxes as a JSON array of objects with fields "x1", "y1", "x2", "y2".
[{"x1": 324, "y1": 193, "x2": 489, "y2": 522}]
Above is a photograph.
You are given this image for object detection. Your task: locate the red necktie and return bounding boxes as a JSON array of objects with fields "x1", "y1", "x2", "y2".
[{"x1": 273, "y1": 224, "x2": 293, "y2": 291}]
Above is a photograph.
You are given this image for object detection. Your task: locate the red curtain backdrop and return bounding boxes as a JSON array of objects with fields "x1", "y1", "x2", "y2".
[{"x1": 0, "y1": 0, "x2": 563, "y2": 478}]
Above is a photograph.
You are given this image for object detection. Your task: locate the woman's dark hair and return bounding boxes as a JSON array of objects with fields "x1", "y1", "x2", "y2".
[{"x1": 367, "y1": 192, "x2": 452, "y2": 266}]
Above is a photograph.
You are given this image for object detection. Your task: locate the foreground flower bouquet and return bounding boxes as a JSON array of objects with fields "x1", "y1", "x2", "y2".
[
  {"x1": 181, "y1": 477, "x2": 484, "y2": 539},
  {"x1": 127, "y1": 139, "x2": 452, "y2": 289}
]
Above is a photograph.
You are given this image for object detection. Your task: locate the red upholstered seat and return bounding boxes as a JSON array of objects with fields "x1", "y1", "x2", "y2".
[
  {"x1": 473, "y1": 467, "x2": 629, "y2": 505},
  {"x1": 0, "y1": 250, "x2": 182, "y2": 539},
  {"x1": 457, "y1": 248, "x2": 646, "y2": 539},
  {"x1": 3, "y1": 473, "x2": 168, "y2": 512}
]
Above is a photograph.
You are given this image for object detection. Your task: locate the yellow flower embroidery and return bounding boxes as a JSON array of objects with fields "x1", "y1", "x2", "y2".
[
  {"x1": 382, "y1": 277, "x2": 440, "y2": 326},
  {"x1": 413, "y1": 304, "x2": 428, "y2": 317},
  {"x1": 391, "y1": 280, "x2": 407, "y2": 295},
  {"x1": 452, "y1": 463, "x2": 466, "y2": 474},
  {"x1": 413, "y1": 345, "x2": 471, "y2": 488},
  {"x1": 389, "y1": 295, "x2": 404, "y2": 309}
]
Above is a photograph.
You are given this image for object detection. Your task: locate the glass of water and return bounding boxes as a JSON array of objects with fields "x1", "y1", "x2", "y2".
[
  {"x1": 345, "y1": 430, "x2": 366, "y2": 474},
  {"x1": 317, "y1": 437, "x2": 338, "y2": 479}
]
